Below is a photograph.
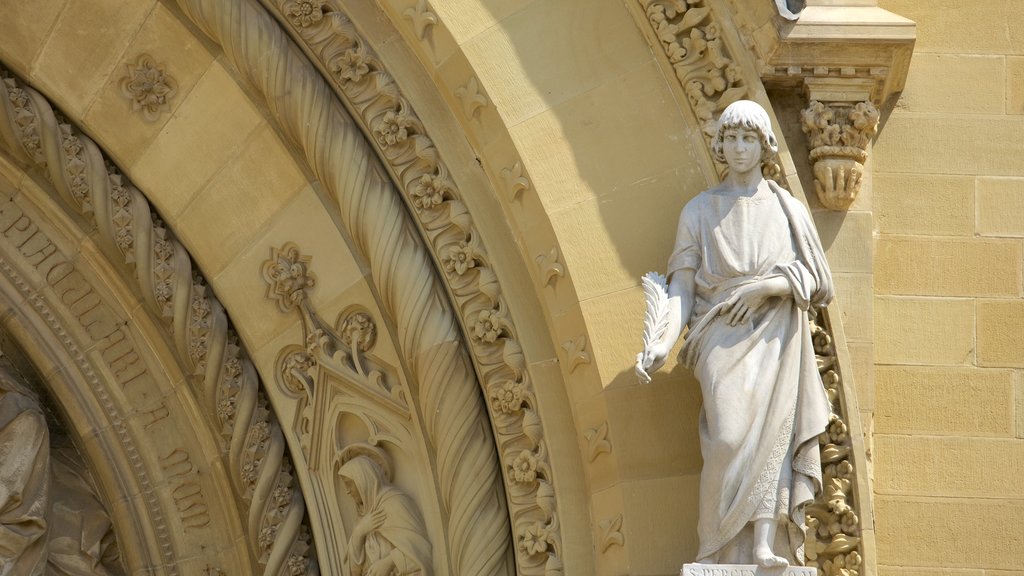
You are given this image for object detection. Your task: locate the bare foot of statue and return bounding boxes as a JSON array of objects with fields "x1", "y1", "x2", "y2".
[
  {"x1": 752, "y1": 518, "x2": 788, "y2": 568},
  {"x1": 753, "y1": 545, "x2": 789, "y2": 568}
]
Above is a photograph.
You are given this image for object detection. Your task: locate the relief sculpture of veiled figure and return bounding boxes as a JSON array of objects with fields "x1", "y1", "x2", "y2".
[
  {"x1": 636, "y1": 100, "x2": 833, "y2": 568},
  {"x1": 338, "y1": 444, "x2": 432, "y2": 576}
]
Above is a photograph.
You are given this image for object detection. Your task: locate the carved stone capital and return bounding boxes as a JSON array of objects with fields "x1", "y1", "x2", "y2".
[{"x1": 800, "y1": 99, "x2": 879, "y2": 210}]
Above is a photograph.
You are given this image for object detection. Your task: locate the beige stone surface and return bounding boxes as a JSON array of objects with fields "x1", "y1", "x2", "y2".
[
  {"x1": 874, "y1": 173, "x2": 974, "y2": 236},
  {"x1": 1016, "y1": 370, "x2": 1024, "y2": 439},
  {"x1": 0, "y1": 0, "x2": 956, "y2": 573},
  {"x1": 874, "y1": 435, "x2": 1024, "y2": 497},
  {"x1": 834, "y1": 272, "x2": 873, "y2": 342},
  {"x1": 898, "y1": 54, "x2": 1005, "y2": 114},
  {"x1": 879, "y1": 0, "x2": 1024, "y2": 55},
  {"x1": 212, "y1": 188, "x2": 366, "y2": 354},
  {"x1": 31, "y1": 0, "x2": 157, "y2": 118},
  {"x1": 877, "y1": 569, "x2": 984, "y2": 576},
  {"x1": 510, "y1": 59, "x2": 704, "y2": 215},
  {"x1": 977, "y1": 300, "x2": 1024, "y2": 368},
  {"x1": 875, "y1": 495, "x2": 1024, "y2": 570},
  {"x1": 813, "y1": 209, "x2": 874, "y2": 273},
  {"x1": 1007, "y1": 56, "x2": 1024, "y2": 114},
  {"x1": 430, "y1": 0, "x2": 536, "y2": 44},
  {"x1": 875, "y1": 366, "x2": 1014, "y2": 437},
  {"x1": 604, "y1": 376, "x2": 702, "y2": 481},
  {"x1": 174, "y1": 125, "x2": 307, "y2": 277},
  {"x1": 977, "y1": 177, "x2": 1024, "y2": 237},
  {"x1": 0, "y1": 0, "x2": 69, "y2": 71},
  {"x1": 874, "y1": 237, "x2": 1021, "y2": 297},
  {"x1": 82, "y1": 3, "x2": 217, "y2": 167},
  {"x1": 873, "y1": 114, "x2": 1024, "y2": 176},
  {"x1": 849, "y1": 341, "x2": 875, "y2": 411},
  {"x1": 874, "y1": 297, "x2": 974, "y2": 365},
  {"x1": 131, "y1": 60, "x2": 264, "y2": 220},
  {"x1": 619, "y1": 475, "x2": 702, "y2": 573},
  {"x1": 460, "y1": 0, "x2": 652, "y2": 126}
]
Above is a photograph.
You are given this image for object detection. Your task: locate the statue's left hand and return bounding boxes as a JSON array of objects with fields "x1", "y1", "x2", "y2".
[{"x1": 721, "y1": 282, "x2": 772, "y2": 326}]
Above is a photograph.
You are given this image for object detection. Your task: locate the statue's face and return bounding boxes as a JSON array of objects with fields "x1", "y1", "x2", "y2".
[
  {"x1": 721, "y1": 127, "x2": 762, "y2": 174},
  {"x1": 342, "y1": 476, "x2": 362, "y2": 507}
]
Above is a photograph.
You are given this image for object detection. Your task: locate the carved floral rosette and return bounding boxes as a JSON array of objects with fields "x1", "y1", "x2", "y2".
[{"x1": 0, "y1": 67, "x2": 317, "y2": 575}]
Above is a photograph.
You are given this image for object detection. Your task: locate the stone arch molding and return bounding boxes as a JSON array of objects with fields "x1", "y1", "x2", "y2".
[
  {"x1": 0, "y1": 68, "x2": 315, "y2": 574},
  {"x1": 2, "y1": 2, "x2": 570, "y2": 576},
  {"x1": 0, "y1": 0, "x2": 871, "y2": 574},
  {"x1": 167, "y1": 0, "x2": 574, "y2": 574}
]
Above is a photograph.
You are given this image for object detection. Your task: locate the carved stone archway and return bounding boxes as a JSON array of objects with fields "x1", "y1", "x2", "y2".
[{"x1": 0, "y1": 0, "x2": 886, "y2": 573}]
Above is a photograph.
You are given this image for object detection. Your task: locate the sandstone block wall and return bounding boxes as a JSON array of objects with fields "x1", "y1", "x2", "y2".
[{"x1": 873, "y1": 1, "x2": 1024, "y2": 573}]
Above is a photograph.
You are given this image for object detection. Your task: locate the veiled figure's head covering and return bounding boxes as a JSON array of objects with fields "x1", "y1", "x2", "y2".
[{"x1": 338, "y1": 455, "x2": 386, "y2": 516}]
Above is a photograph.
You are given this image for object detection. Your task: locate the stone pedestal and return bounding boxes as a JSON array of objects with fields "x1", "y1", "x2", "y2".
[{"x1": 681, "y1": 564, "x2": 816, "y2": 576}]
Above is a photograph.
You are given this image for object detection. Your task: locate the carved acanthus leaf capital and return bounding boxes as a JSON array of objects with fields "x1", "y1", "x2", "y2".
[{"x1": 800, "y1": 100, "x2": 879, "y2": 210}]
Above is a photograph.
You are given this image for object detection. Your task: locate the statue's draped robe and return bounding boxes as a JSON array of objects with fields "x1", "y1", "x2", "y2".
[
  {"x1": 668, "y1": 181, "x2": 832, "y2": 563},
  {"x1": 0, "y1": 388, "x2": 49, "y2": 576}
]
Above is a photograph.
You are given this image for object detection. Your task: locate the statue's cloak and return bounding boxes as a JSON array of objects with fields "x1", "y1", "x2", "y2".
[{"x1": 668, "y1": 181, "x2": 832, "y2": 562}]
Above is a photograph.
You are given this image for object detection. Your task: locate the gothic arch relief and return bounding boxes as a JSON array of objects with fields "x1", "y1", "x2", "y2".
[{"x1": 0, "y1": 67, "x2": 314, "y2": 574}]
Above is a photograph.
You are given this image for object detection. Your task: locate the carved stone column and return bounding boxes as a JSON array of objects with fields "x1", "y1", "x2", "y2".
[{"x1": 753, "y1": 1, "x2": 914, "y2": 210}]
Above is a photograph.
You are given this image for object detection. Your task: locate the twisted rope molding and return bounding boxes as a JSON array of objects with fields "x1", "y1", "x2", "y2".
[
  {"x1": 0, "y1": 68, "x2": 316, "y2": 576},
  {"x1": 172, "y1": 0, "x2": 531, "y2": 574}
]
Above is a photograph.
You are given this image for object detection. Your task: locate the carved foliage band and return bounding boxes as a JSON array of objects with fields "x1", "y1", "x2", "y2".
[{"x1": 0, "y1": 67, "x2": 316, "y2": 575}]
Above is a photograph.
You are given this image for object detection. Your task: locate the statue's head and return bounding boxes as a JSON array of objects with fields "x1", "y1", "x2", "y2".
[{"x1": 711, "y1": 100, "x2": 778, "y2": 166}]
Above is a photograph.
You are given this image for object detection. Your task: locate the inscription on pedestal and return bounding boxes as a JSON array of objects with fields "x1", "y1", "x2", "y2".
[{"x1": 681, "y1": 564, "x2": 816, "y2": 576}]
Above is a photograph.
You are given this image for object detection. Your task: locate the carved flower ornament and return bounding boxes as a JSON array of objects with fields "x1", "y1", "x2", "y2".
[
  {"x1": 285, "y1": 0, "x2": 325, "y2": 28},
  {"x1": 373, "y1": 109, "x2": 412, "y2": 149},
  {"x1": 262, "y1": 244, "x2": 317, "y2": 312},
  {"x1": 411, "y1": 173, "x2": 450, "y2": 210},
  {"x1": 518, "y1": 522, "x2": 553, "y2": 556},
  {"x1": 490, "y1": 380, "x2": 526, "y2": 414},
  {"x1": 472, "y1": 308, "x2": 504, "y2": 344},
  {"x1": 442, "y1": 240, "x2": 478, "y2": 276},
  {"x1": 339, "y1": 311, "x2": 377, "y2": 352},
  {"x1": 119, "y1": 54, "x2": 177, "y2": 122},
  {"x1": 331, "y1": 49, "x2": 370, "y2": 84},
  {"x1": 509, "y1": 449, "x2": 539, "y2": 484}
]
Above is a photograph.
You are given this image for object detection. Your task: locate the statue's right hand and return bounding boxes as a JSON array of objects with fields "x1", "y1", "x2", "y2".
[{"x1": 636, "y1": 343, "x2": 669, "y2": 384}]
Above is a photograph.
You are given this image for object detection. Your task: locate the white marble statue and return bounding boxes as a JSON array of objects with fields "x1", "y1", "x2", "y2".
[{"x1": 636, "y1": 100, "x2": 833, "y2": 567}]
